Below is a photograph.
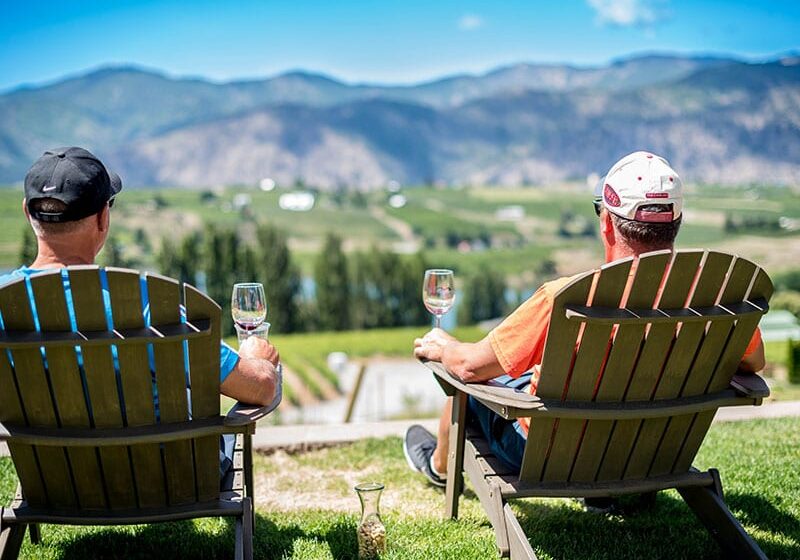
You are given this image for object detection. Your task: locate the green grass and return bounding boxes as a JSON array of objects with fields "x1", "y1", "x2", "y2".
[{"x1": 1, "y1": 417, "x2": 799, "y2": 558}]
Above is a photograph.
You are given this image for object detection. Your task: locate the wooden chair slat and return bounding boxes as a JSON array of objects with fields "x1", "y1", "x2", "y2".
[
  {"x1": 672, "y1": 258, "x2": 767, "y2": 473},
  {"x1": 68, "y1": 267, "x2": 137, "y2": 509},
  {"x1": 624, "y1": 251, "x2": 735, "y2": 479},
  {"x1": 595, "y1": 250, "x2": 704, "y2": 481},
  {"x1": 185, "y1": 284, "x2": 223, "y2": 502},
  {"x1": 147, "y1": 274, "x2": 197, "y2": 506},
  {"x1": 30, "y1": 272, "x2": 107, "y2": 510},
  {"x1": 0, "y1": 275, "x2": 76, "y2": 508},
  {"x1": 106, "y1": 268, "x2": 167, "y2": 509},
  {"x1": 571, "y1": 251, "x2": 672, "y2": 482},
  {"x1": 518, "y1": 272, "x2": 593, "y2": 484},
  {"x1": 570, "y1": 251, "x2": 672, "y2": 482},
  {"x1": 544, "y1": 259, "x2": 632, "y2": 481}
]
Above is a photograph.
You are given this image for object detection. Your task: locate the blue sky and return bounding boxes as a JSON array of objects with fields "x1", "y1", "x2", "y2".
[{"x1": 1, "y1": 0, "x2": 798, "y2": 91}]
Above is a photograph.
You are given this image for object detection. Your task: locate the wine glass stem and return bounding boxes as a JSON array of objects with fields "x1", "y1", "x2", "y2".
[{"x1": 434, "y1": 315, "x2": 440, "y2": 329}]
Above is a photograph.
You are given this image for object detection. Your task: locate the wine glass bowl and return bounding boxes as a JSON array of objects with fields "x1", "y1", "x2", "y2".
[
  {"x1": 231, "y1": 282, "x2": 267, "y2": 332},
  {"x1": 423, "y1": 269, "x2": 455, "y2": 328}
]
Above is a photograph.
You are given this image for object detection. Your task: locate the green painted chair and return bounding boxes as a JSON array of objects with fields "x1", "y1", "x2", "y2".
[
  {"x1": 0, "y1": 266, "x2": 273, "y2": 560},
  {"x1": 424, "y1": 250, "x2": 772, "y2": 559}
]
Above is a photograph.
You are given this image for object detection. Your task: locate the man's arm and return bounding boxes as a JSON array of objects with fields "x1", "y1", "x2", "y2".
[
  {"x1": 738, "y1": 339, "x2": 765, "y2": 373},
  {"x1": 220, "y1": 337, "x2": 280, "y2": 406},
  {"x1": 414, "y1": 328, "x2": 505, "y2": 383}
]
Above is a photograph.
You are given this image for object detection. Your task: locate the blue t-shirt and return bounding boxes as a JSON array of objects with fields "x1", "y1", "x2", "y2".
[{"x1": 0, "y1": 266, "x2": 239, "y2": 382}]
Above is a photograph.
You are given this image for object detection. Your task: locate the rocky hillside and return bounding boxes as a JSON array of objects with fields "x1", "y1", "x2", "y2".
[{"x1": 2, "y1": 54, "x2": 798, "y2": 187}]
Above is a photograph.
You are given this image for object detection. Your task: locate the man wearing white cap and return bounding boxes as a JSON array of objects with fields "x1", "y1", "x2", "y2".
[{"x1": 405, "y1": 151, "x2": 765, "y2": 496}]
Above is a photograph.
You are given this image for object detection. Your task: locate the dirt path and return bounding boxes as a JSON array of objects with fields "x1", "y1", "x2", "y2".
[
  {"x1": 294, "y1": 358, "x2": 340, "y2": 400},
  {"x1": 369, "y1": 207, "x2": 418, "y2": 248},
  {"x1": 281, "y1": 365, "x2": 319, "y2": 407}
]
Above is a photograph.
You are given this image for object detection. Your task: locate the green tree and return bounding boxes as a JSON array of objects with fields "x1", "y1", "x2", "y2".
[
  {"x1": 157, "y1": 238, "x2": 181, "y2": 279},
  {"x1": 204, "y1": 225, "x2": 235, "y2": 335},
  {"x1": 351, "y1": 248, "x2": 429, "y2": 329},
  {"x1": 102, "y1": 235, "x2": 130, "y2": 268},
  {"x1": 255, "y1": 225, "x2": 302, "y2": 333},
  {"x1": 314, "y1": 233, "x2": 350, "y2": 331},
  {"x1": 19, "y1": 227, "x2": 37, "y2": 265},
  {"x1": 458, "y1": 269, "x2": 507, "y2": 325},
  {"x1": 177, "y1": 232, "x2": 203, "y2": 285}
]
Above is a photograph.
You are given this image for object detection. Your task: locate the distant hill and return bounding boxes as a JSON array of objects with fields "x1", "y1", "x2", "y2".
[{"x1": 2, "y1": 54, "x2": 799, "y2": 187}]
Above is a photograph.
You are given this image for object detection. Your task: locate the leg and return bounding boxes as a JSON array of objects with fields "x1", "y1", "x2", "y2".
[
  {"x1": 445, "y1": 391, "x2": 467, "y2": 519},
  {"x1": 432, "y1": 397, "x2": 452, "y2": 474},
  {"x1": 677, "y1": 470, "x2": 766, "y2": 560}
]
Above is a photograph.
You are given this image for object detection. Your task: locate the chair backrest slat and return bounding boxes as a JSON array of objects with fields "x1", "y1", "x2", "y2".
[
  {"x1": 30, "y1": 271, "x2": 107, "y2": 509},
  {"x1": 518, "y1": 272, "x2": 593, "y2": 483},
  {"x1": 569, "y1": 251, "x2": 672, "y2": 482},
  {"x1": 146, "y1": 273, "x2": 197, "y2": 506},
  {"x1": 621, "y1": 252, "x2": 739, "y2": 479},
  {"x1": 0, "y1": 280, "x2": 77, "y2": 506},
  {"x1": 69, "y1": 267, "x2": 138, "y2": 509},
  {"x1": 594, "y1": 250, "x2": 672, "y2": 401},
  {"x1": 185, "y1": 283, "x2": 223, "y2": 502},
  {"x1": 670, "y1": 259, "x2": 774, "y2": 474},
  {"x1": 106, "y1": 267, "x2": 168, "y2": 509},
  {"x1": 541, "y1": 259, "x2": 633, "y2": 482}
]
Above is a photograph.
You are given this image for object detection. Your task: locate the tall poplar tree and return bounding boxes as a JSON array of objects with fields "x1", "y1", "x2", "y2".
[{"x1": 314, "y1": 233, "x2": 350, "y2": 331}]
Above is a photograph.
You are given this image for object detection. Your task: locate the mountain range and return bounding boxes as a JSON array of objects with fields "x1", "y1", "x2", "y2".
[{"x1": 1, "y1": 53, "x2": 799, "y2": 188}]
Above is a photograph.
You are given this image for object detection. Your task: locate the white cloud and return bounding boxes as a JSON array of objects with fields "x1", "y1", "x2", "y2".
[
  {"x1": 587, "y1": 0, "x2": 665, "y2": 27},
  {"x1": 458, "y1": 14, "x2": 484, "y2": 31}
]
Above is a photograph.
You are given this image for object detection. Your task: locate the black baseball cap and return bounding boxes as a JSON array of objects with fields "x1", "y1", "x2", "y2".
[{"x1": 24, "y1": 147, "x2": 122, "y2": 223}]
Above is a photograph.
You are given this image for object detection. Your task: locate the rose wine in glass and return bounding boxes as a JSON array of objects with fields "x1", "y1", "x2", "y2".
[
  {"x1": 231, "y1": 283, "x2": 267, "y2": 334},
  {"x1": 423, "y1": 269, "x2": 455, "y2": 328}
]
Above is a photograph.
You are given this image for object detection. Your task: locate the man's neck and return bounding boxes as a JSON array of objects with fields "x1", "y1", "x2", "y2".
[
  {"x1": 30, "y1": 245, "x2": 95, "y2": 269},
  {"x1": 606, "y1": 242, "x2": 673, "y2": 263}
]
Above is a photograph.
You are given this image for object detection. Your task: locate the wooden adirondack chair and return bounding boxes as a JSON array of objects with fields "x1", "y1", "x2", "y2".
[
  {"x1": 424, "y1": 250, "x2": 772, "y2": 559},
  {"x1": 0, "y1": 266, "x2": 275, "y2": 560}
]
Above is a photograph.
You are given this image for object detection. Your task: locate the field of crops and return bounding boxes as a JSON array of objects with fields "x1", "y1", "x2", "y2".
[{"x1": 3, "y1": 182, "x2": 800, "y2": 417}]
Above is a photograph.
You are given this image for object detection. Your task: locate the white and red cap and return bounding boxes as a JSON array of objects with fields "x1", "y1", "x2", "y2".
[{"x1": 595, "y1": 151, "x2": 682, "y2": 223}]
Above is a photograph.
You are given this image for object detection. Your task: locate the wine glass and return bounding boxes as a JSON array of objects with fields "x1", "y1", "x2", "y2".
[
  {"x1": 423, "y1": 269, "x2": 455, "y2": 328},
  {"x1": 231, "y1": 283, "x2": 267, "y2": 335}
]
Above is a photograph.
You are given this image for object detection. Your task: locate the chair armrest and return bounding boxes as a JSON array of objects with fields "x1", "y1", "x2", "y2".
[
  {"x1": 224, "y1": 401, "x2": 278, "y2": 427},
  {"x1": 422, "y1": 359, "x2": 543, "y2": 410},
  {"x1": 729, "y1": 371, "x2": 770, "y2": 399}
]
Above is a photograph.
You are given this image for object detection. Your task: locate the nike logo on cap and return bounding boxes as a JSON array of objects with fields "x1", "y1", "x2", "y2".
[{"x1": 42, "y1": 185, "x2": 58, "y2": 191}]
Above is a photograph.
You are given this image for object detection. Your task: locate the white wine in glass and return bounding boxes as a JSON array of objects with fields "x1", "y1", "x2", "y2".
[
  {"x1": 231, "y1": 283, "x2": 267, "y2": 334},
  {"x1": 423, "y1": 269, "x2": 455, "y2": 328}
]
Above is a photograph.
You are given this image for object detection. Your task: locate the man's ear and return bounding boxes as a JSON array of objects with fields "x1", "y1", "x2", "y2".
[
  {"x1": 22, "y1": 198, "x2": 30, "y2": 221},
  {"x1": 600, "y1": 210, "x2": 615, "y2": 244},
  {"x1": 97, "y1": 205, "x2": 110, "y2": 232}
]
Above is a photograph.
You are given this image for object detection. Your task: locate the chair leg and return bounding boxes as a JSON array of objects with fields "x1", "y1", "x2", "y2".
[
  {"x1": 28, "y1": 524, "x2": 40, "y2": 545},
  {"x1": 0, "y1": 523, "x2": 26, "y2": 560},
  {"x1": 244, "y1": 433, "x2": 256, "y2": 531},
  {"x1": 445, "y1": 391, "x2": 467, "y2": 520},
  {"x1": 234, "y1": 514, "x2": 243, "y2": 560},
  {"x1": 242, "y1": 497, "x2": 253, "y2": 560},
  {"x1": 677, "y1": 469, "x2": 767, "y2": 560},
  {"x1": 503, "y1": 504, "x2": 538, "y2": 560}
]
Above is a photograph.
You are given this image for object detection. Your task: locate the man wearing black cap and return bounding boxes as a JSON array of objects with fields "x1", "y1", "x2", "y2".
[{"x1": 1, "y1": 147, "x2": 280, "y2": 413}]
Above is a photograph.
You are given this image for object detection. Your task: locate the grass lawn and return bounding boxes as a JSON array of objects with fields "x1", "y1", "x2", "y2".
[{"x1": 1, "y1": 417, "x2": 799, "y2": 559}]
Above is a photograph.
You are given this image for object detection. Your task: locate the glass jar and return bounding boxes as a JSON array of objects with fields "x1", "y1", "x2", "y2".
[{"x1": 355, "y1": 482, "x2": 386, "y2": 559}]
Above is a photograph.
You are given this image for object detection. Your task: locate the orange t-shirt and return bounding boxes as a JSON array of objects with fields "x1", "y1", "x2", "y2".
[{"x1": 488, "y1": 275, "x2": 763, "y2": 434}]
